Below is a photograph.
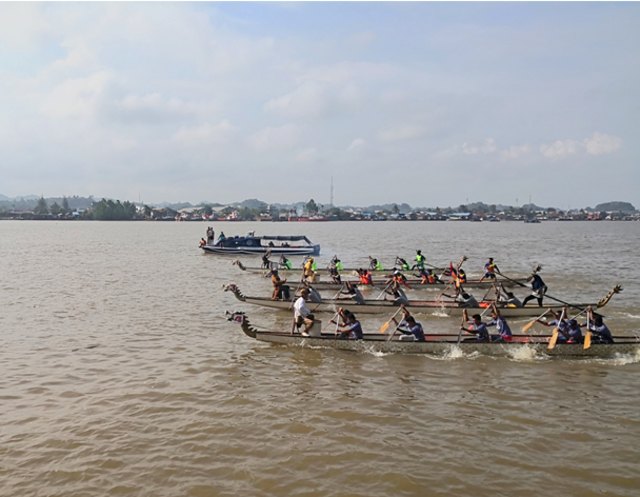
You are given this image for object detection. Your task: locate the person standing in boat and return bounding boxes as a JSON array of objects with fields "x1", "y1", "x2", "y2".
[
  {"x1": 522, "y1": 272, "x2": 548, "y2": 307},
  {"x1": 293, "y1": 288, "x2": 315, "y2": 335},
  {"x1": 393, "y1": 307, "x2": 425, "y2": 342},
  {"x1": 479, "y1": 257, "x2": 499, "y2": 282},
  {"x1": 413, "y1": 250, "x2": 426, "y2": 271},
  {"x1": 460, "y1": 313, "x2": 490, "y2": 342},
  {"x1": 586, "y1": 307, "x2": 614, "y2": 344},
  {"x1": 332, "y1": 308, "x2": 364, "y2": 340},
  {"x1": 217, "y1": 231, "x2": 226, "y2": 243},
  {"x1": 206, "y1": 226, "x2": 214, "y2": 244}
]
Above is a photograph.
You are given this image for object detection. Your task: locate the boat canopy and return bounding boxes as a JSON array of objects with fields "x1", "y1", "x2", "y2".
[{"x1": 258, "y1": 235, "x2": 313, "y2": 243}]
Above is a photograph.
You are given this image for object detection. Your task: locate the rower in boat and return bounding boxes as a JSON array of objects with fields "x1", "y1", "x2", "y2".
[
  {"x1": 585, "y1": 308, "x2": 613, "y2": 343},
  {"x1": 261, "y1": 250, "x2": 273, "y2": 269},
  {"x1": 357, "y1": 268, "x2": 373, "y2": 285},
  {"x1": 460, "y1": 312, "x2": 490, "y2": 342},
  {"x1": 395, "y1": 256, "x2": 411, "y2": 271},
  {"x1": 393, "y1": 307, "x2": 426, "y2": 342},
  {"x1": 339, "y1": 281, "x2": 365, "y2": 304},
  {"x1": 383, "y1": 279, "x2": 409, "y2": 305},
  {"x1": 294, "y1": 288, "x2": 315, "y2": 336},
  {"x1": 328, "y1": 260, "x2": 342, "y2": 284},
  {"x1": 331, "y1": 308, "x2": 364, "y2": 340},
  {"x1": 270, "y1": 269, "x2": 290, "y2": 301},
  {"x1": 485, "y1": 305, "x2": 513, "y2": 342},
  {"x1": 279, "y1": 255, "x2": 293, "y2": 270},
  {"x1": 497, "y1": 283, "x2": 523, "y2": 308},
  {"x1": 369, "y1": 256, "x2": 383, "y2": 271},
  {"x1": 303, "y1": 256, "x2": 317, "y2": 282}
]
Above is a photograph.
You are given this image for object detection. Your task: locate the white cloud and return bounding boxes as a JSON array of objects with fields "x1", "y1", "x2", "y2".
[
  {"x1": 41, "y1": 71, "x2": 112, "y2": 119},
  {"x1": 583, "y1": 132, "x2": 622, "y2": 156},
  {"x1": 378, "y1": 125, "x2": 425, "y2": 143},
  {"x1": 500, "y1": 144, "x2": 530, "y2": 160},
  {"x1": 539, "y1": 139, "x2": 579, "y2": 159},
  {"x1": 113, "y1": 92, "x2": 200, "y2": 123},
  {"x1": 264, "y1": 81, "x2": 329, "y2": 119},
  {"x1": 462, "y1": 138, "x2": 497, "y2": 155},
  {"x1": 247, "y1": 124, "x2": 300, "y2": 151},
  {"x1": 173, "y1": 120, "x2": 237, "y2": 146},
  {"x1": 347, "y1": 138, "x2": 366, "y2": 151},
  {"x1": 295, "y1": 147, "x2": 318, "y2": 162}
]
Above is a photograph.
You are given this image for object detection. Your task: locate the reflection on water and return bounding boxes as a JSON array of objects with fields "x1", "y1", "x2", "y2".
[{"x1": 0, "y1": 220, "x2": 639, "y2": 497}]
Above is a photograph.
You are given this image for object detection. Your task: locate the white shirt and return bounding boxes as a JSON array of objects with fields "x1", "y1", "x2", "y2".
[{"x1": 294, "y1": 296, "x2": 311, "y2": 320}]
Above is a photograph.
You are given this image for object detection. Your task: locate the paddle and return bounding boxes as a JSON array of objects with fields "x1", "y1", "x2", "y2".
[
  {"x1": 375, "y1": 279, "x2": 394, "y2": 300},
  {"x1": 522, "y1": 309, "x2": 551, "y2": 333},
  {"x1": 457, "y1": 309, "x2": 469, "y2": 345},
  {"x1": 329, "y1": 310, "x2": 341, "y2": 336},
  {"x1": 584, "y1": 309, "x2": 592, "y2": 350},
  {"x1": 547, "y1": 308, "x2": 565, "y2": 350},
  {"x1": 379, "y1": 307, "x2": 404, "y2": 333}
]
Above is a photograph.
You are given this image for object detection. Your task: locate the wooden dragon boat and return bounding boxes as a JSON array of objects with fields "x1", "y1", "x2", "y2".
[
  {"x1": 223, "y1": 284, "x2": 621, "y2": 318},
  {"x1": 231, "y1": 260, "x2": 525, "y2": 288},
  {"x1": 232, "y1": 259, "x2": 404, "y2": 276},
  {"x1": 226, "y1": 312, "x2": 640, "y2": 358},
  {"x1": 300, "y1": 277, "x2": 525, "y2": 290}
]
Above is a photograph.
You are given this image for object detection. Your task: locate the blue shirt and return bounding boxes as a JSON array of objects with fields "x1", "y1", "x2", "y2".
[
  {"x1": 399, "y1": 320, "x2": 425, "y2": 341},
  {"x1": 486, "y1": 316, "x2": 512, "y2": 337},
  {"x1": 588, "y1": 323, "x2": 613, "y2": 343},
  {"x1": 469, "y1": 322, "x2": 490, "y2": 342},
  {"x1": 344, "y1": 321, "x2": 363, "y2": 339}
]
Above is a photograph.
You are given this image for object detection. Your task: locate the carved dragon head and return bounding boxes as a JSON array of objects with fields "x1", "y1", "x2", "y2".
[{"x1": 596, "y1": 284, "x2": 623, "y2": 308}]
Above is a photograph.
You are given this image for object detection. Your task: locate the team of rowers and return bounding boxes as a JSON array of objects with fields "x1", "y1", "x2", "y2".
[
  {"x1": 267, "y1": 251, "x2": 550, "y2": 310},
  {"x1": 291, "y1": 286, "x2": 614, "y2": 345}
]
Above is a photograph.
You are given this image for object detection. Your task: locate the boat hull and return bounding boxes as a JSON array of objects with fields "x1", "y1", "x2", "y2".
[
  {"x1": 223, "y1": 286, "x2": 599, "y2": 317},
  {"x1": 250, "y1": 332, "x2": 638, "y2": 357},
  {"x1": 228, "y1": 315, "x2": 639, "y2": 358},
  {"x1": 204, "y1": 245, "x2": 319, "y2": 256}
]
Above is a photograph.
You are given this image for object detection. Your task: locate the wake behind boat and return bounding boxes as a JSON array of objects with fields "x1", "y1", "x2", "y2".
[
  {"x1": 223, "y1": 283, "x2": 621, "y2": 318},
  {"x1": 199, "y1": 228, "x2": 320, "y2": 256},
  {"x1": 227, "y1": 312, "x2": 640, "y2": 358}
]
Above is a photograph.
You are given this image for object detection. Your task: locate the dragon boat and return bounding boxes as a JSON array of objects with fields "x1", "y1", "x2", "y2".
[
  {"x1": 226, "y1": 312, "x2": 640, "y2": 358},
  {"x1": 223, "y1": 283, "x2": 621, "y2": 318}
]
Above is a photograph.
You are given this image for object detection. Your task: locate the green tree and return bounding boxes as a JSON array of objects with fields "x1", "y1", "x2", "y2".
[
  {"x1": 34, "y1": 196, "x2": 49, "y2": 215},
  {"x1": 50, "y1": 202, "x2": 62, "y2": 216},
  {"x1": 62, "y1": 197, "x2": 70, "y2": 214}
]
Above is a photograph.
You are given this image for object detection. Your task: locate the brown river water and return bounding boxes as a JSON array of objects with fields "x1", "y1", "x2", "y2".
[{"x1": 1, "y1": 220, "x2": 639, "y2": 497}]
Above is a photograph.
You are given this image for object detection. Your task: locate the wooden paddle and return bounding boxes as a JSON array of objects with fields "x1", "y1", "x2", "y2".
[
  {"x1": 379, "y1": 307, "x2": 404, "y2": 333},
  {"x1": 547, "y1": 308, "x2": 565, "y2": 350},
  {"x1": 522, "y1": 309, "x2": 551, "y2": 333},
  {"x1": 457, "y1": 309, "x2": 469, "y2": 345}
]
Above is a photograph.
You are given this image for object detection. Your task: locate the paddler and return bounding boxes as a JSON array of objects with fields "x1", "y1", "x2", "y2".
[
  {"x1": 479, "y1": 257, "x2": 499, "y2": 282},
  {"x1": 413, "y1": 249, "x2": 426, "y2": 271}
]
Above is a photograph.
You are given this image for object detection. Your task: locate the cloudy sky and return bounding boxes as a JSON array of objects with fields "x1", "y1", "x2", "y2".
[{"x1": 1, "y1": 2, "x2": 638, "y2": 208}]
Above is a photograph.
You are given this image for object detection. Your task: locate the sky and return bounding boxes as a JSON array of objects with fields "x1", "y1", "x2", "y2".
[{"x1": 0, "y1": 2, "x2": 638, "y2": 209}]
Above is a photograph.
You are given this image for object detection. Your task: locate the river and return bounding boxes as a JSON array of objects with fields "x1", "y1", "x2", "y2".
[{"x1": 1, "y1": 220, "x2": 639, "y2": 497}]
